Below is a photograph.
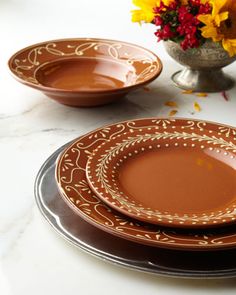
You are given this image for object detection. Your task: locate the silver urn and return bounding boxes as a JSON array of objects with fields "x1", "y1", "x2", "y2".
[{"x1": 164, "y1": 40, "x2": 236, "y2": 92}]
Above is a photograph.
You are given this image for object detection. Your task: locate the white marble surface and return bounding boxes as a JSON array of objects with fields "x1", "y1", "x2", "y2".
[{"x1": 1, "y1": 0, "x2": 236, "y2": 294}]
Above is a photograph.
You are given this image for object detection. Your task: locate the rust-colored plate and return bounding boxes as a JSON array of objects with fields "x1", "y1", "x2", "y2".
[
  {"x1": 8, "y1": 38, "x2": 162, "y2": 107},
  {"x1": 56, "y1": 118, "x2": 236, "y2": 250},
  {"x1": 86, "y1": 126, "x2": 236, "y2": 228}
]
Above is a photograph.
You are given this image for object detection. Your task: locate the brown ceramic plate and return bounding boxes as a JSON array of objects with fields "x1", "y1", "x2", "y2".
[
  {"x1": 56, "y1": 118, "x2": 236, "y2": 250},
  {"x1": 8, "y1": 38, "x2": 162, "y2": 107},
  {"x1": 86, "y1": 125, "x2": 236, "y2": 228}
]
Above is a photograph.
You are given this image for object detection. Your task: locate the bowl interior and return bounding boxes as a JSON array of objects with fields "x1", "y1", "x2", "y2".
[
  {"x1": 35, "y1": 58, "x2": 136, "y2": 91},
  {"x1": 9, "y1": 39, "x2": 162, "y2": 92}
]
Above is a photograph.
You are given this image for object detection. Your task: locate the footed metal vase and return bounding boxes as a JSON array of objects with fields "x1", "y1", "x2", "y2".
[{"x1": 164, "y1": 40, "x2": 236, "y2": 92}]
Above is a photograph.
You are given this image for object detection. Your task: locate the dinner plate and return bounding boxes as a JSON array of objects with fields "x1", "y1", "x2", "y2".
[
  {"x1": 86, "y1": 124, "x2": 236, "y2": 228},
  {"x1": 8, "y1": 38, "x2": 162, "y2": 107},
  {"x1": 56, "y1": 118, "x2": 236, "y2": 250},
  {"x1": 35, "y1": 145, "x2": 236, "y2": 279}
]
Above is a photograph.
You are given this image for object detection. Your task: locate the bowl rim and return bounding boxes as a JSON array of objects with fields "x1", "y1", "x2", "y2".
[{"x1": 8, "y1": 37, "x2": 163, "y2": 94}]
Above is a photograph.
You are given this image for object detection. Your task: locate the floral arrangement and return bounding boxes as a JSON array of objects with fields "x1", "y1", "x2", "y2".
[{"x1": 132, "y1": 0, "x2": 236, "y2": 56}]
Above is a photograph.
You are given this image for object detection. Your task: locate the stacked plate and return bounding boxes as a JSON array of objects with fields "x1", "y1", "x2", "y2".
[{"x1": 35, "y1": 117, "x2": 236, "y2": 278}]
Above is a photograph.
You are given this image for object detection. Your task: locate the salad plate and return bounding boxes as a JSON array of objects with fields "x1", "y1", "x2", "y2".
[{"x1": 86, "y1": 123, "x2": 236, "y2": 228}]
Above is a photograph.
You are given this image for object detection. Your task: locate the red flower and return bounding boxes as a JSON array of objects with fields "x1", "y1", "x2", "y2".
[
  {"x1": 189, "y1": 0, "x2": 200, "y2": 5},
  {"x1": 181, "y1": 34, "x2": 200, "y2": 50},
  {"x1": 177, "y1": 23, "x2": 197, "y2": 36},
  {"x1": 154, "y1": 15, "x2": 163, "y2": 26},
  {"x1": 198, "y1": 3, "x2": 211, "y2": 14},
  {"x1": 189, "y1": 0, "x2": 211, "y2": 14},
  {"x1": 155, "y1": 24, "x2": 175, "y2": 41},
  {"x1": 152, "y1": 0, "x2": 212, "y2": 50},
  {"x1": 153, "y1": 2, "x2": 166, "y2": 14},
  {"x1": 178, "y1": 6, "x2": 194, "y2": 23},
  {"x1": 169, "y1": 1, "x2": 178, "y2": 10}
]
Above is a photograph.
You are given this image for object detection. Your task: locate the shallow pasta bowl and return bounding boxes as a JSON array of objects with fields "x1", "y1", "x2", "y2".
[{"x1": 8, "y1": 38, "x2": 162, "y2": 107}]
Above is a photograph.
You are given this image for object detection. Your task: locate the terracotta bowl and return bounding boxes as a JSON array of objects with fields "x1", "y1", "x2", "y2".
[{"x1": 8, "y1": 38, "x2": 163, "y2": 107}]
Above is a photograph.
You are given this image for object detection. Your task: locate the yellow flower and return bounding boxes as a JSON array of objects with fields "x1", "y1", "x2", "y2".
[
  {"x1": 161, "y1": 0, "x2": 175, "y2": 5},
  {"x1": 222, "y1": 39, "x2": 236, "y2": 57},
  {"x1": 131, "y1": 0, "x2": 175, "y2": 23},
  {"x1": 131, "y1": 8, "x2": 155, "y2": 23},
  {"x1": 131, "y1": 0, "x2": 157, "y2": 23},
  {"x1": 198, "y1": 0, "x2": 236, "y2": 56}
]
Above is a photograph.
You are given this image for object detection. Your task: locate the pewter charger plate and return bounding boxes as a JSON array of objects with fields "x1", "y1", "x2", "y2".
[{"x1": 35, "y1": 144, "x2": 236, "y2": 279}]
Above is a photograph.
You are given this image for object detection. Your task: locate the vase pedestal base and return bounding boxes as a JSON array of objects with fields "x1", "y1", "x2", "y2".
[{"x1": 171, "y1": 68, "x2": 234, "y2": 93}]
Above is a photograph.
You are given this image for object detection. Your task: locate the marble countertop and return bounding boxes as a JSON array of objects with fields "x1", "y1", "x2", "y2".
[{"x1": 1, "y1": 0, "x2": 236, "y2": 294}]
